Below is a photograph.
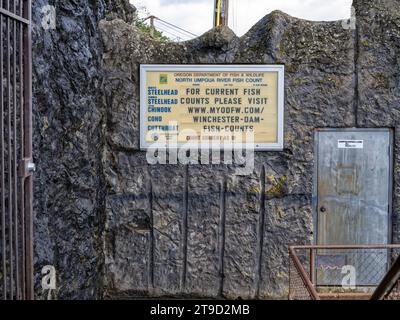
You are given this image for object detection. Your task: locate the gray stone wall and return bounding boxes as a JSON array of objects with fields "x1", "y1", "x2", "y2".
[
  {"x1": 99, "y1": 10, "x2": 355, "y2": 299},
  {"x1": 32, "y1": 0, "x2": 400, "y2": 299},
  {"x1": 355, "y1": 0, "x2": 400, "y2": 244},
  {"x1": 32, "y1": 0, "x2": 135, "y2": 300}
]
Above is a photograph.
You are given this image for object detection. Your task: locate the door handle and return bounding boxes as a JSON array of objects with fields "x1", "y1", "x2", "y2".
[{"x1": 320, "y1": 206, "x2": 327, "y2": 213}]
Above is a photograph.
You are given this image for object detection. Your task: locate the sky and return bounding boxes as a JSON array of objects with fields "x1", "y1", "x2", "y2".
[{"x1": 132, "y1": 0, "x2": 353, "y2": 40}]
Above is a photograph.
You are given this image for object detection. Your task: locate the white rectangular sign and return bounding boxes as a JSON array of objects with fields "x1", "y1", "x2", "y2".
[
  {"x1": 140, "y1": 65, "x2": 285, "y2": 151},
  {"x1": 338, "y1": 140, "x2": 364, "y2": 149}
]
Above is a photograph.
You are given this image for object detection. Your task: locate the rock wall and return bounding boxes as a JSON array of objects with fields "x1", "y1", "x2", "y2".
[
  {"x1": 99, "y1": 11, "x2": 355, "y2": 299},
  {"x1": 355, "y1": 0, "x2": 400, "y2": 243},
  {"x1": 31, "y1": 0, "x2": 400, "y2": 299},
  {"x1": 32, "y1": 0, "x2": 135, "y2": 300}
]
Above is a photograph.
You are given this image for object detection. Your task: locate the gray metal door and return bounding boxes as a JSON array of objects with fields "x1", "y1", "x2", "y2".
[{"x1": 314, "y1": 129, "x2": 393, "y2": 286}]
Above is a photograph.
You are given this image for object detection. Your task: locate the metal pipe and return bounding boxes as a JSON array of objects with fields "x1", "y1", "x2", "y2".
[
  {"x1": 6, "y1": 0, "x2": 14, "y2": 300},
  {"x1": 19, "y1": 0, "x2": 25, "y2": 300},
  {"x1": 310, "y1": 248, "x2": 315, "y2": 284},
  {"x1": 288, "y1": 249, "x2": 291, "y2": 299},
  {"x1": 0, "y1": 6, "x2": 7, "y2": 301},
  {"x1": 0, "y1": 7, "x2": 29, "y2": 25},
  {"x1": 290, "y1": 244, "x2": 400, "y2": 250},
  {"x1": 13, "y1": 0, "x2": 20, "y2": 300},
  {"x1": 216, "y1": 0, "x2": 221, "y2": 27},
  {"x1": 149, "y1": 16, "x2": 155, "y2": 38},
  {"x1": 23, "y1": 0, "x2": 33, "y2": 300}
]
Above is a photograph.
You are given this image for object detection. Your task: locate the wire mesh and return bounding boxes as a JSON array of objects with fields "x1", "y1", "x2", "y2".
[
  {"x1": 289, "y1": 246, "x2": 400, "y2": 300},
  {"x1": 289, "y1": 254, "x2": 315, "y2": 300}
]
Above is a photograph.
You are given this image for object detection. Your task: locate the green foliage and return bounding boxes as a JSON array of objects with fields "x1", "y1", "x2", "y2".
[{"x1": 136, "y1": 20, "x2": 170, "y2": 42}]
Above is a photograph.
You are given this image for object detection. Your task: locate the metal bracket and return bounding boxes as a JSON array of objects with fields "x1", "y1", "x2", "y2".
[{"x1": 18, "y1": 158, "x2": 35, "y2": 178}]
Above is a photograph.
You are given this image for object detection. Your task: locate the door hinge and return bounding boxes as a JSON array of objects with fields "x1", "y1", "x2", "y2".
[{"x1": 18, "y1": 158, "x2": 36, "y2": 178}]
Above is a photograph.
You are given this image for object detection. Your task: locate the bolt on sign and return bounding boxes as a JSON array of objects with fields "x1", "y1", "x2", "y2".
[{"x1": 140, "y1": 65, "x2": 285, "y2": 150}]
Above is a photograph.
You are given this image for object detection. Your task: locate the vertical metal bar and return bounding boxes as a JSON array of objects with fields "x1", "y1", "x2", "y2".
[
  {"x1": 19, "y1": 0, "x2": 25, "y2": 300},
  {"x1": 310, "y1": 248, "x2": 315, "y2": 284},
  {"x1": 23, "y1": 0, "x2": 33, "y2": 300},
  {"x1": 288, "y1": 249, "x2": 292, "y2": 300},
  {"x1": 13, "y1": 0, "x2": 20, "y2": 300},
  {"x1": 0, "y1": 0, "x2": 31, "y2": 301},
  {"x1": 0, "y1": 2, "x2": 7, "y2": 301},
  {"x1": 6, "y1": 0, "x2": 14, "y2": 300},
  {"x1": 149, "y1": 16, "x2": 155, "y2": 38}
]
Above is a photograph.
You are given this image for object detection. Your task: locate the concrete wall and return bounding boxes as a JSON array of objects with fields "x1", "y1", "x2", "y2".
[{"x1": 32, "y1": 0, "x2": 400, "y2": 299}]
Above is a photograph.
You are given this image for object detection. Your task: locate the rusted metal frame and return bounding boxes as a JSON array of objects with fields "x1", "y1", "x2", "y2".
[
  {"x1": 6, "y1": 0, "x2": 14, "y2": 300},
  {"x1": 23, "y1": 0, "x2": 33, "y2": 300},
  {"x1": 19, "y1": 0, "x2": 25, "y2": 300},
  {"x1": 0, "y1": 6, "x2": 6, "y2": 301},
  {"x1": 290, "y1": 245, "x2": 400, "y2": 300},
  {"x1": 290, "y1": 244, "x2": 400, "y2": 250},
  {"x1": 288, "y1": 251, "x2": 291, "y2": 299},
  {"x1": 13, "y1": 0, "x2": 20, "y2": 300},
  {"x1": 289, "y1": 247, "x2": 320, "y2": 300},
  {"x1": 0, "y1": 7, "x2": 29, "y2": 25},
  {"x1": 371, "y1": 255, "x2": 400, "y2": 300},
  {"x1": 310, "y1": 248, "x2": 315, "y2": 284},
  {"x1": 319, "y1": 292, "x2": 371, "y2": 300}
]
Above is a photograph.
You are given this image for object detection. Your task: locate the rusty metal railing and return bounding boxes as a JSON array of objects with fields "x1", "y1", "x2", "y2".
[
  {"x1": 0, "y1": 0, "x2": 33, "y2": 300},
  {"x1": 289, "y1": 246, "x2": 320, "y2": 300},
  {"x1": 289, "y1": 245, "x2": 400, "y2": 300},
  {"x1": 371, "y1": 254, "x2": 400, "y2": 300}
]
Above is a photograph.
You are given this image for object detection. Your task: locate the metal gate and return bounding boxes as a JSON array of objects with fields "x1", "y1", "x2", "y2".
[{"x1": 0, "y1": 0, "x2": 33, "y2": 300}]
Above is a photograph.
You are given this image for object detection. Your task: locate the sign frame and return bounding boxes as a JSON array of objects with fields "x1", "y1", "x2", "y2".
[{"x1": 140, "y1": 64, "x2": 285, "y2": 151}]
